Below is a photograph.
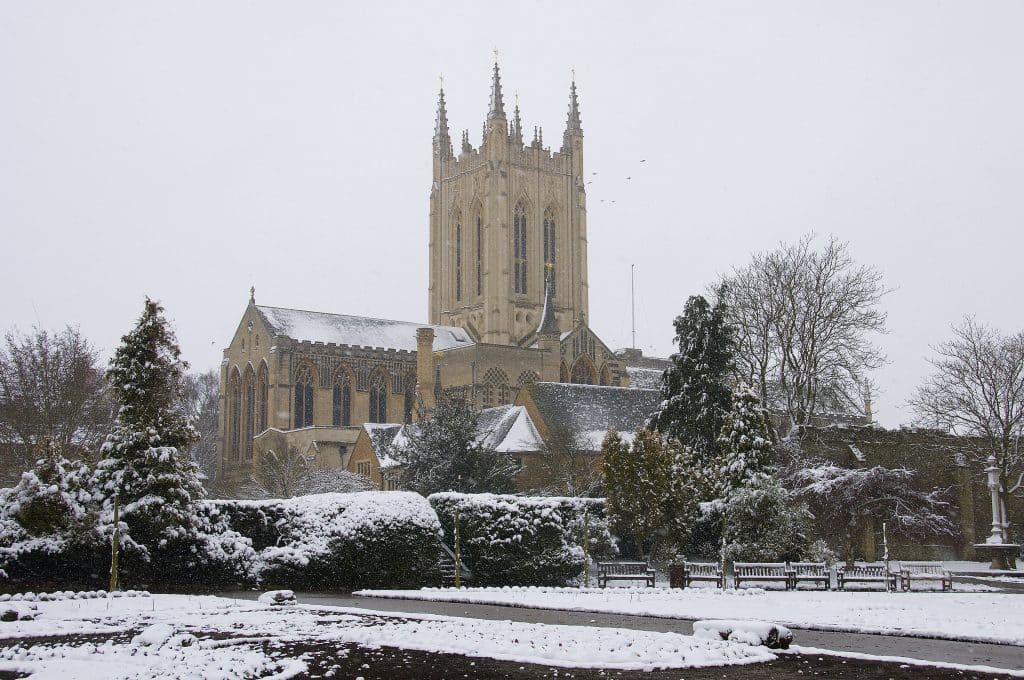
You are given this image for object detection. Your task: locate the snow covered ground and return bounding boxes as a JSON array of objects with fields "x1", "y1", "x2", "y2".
[
  {"x1": 0, "y1": 593, "x2": 776, "y2": 678},
  {"x1": 356, "y1": 586, "x2": 1024, "y2": 646}
]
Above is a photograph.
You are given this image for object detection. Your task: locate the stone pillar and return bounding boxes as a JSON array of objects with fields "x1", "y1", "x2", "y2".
[
  {"x1": 538, "y1": 332, "x2": 560, "y2": 382},
  {"x1": 416, "y1": 328, "x2": 436, "y2": 414}
]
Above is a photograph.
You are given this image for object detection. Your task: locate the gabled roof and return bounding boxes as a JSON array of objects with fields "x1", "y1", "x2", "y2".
[
  {"x1": 256, "y1": 305, "x2": 474, "y2": 352},
  {"x1": 477, "y1": 404, "x2": 545, "y2": 452},
  {"x1": 521, "y1": 382, "x2": 660, "y2": 438},
  {"x1": 361, "y1": 423, "x2": 404, "y2": 468}
]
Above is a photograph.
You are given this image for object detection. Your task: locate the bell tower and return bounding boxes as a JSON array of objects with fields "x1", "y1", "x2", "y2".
[{"x1": 428, "y1": 62, "x2": 589, "y2": 346}]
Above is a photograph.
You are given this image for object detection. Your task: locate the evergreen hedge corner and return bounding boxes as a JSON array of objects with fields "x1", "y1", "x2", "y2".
[
  {"x1": 428, "y1": 493, "x2": 614, "y2": 587},
  {"x1": 210, "y1": 492, "x2": 442, "y2": 591}
]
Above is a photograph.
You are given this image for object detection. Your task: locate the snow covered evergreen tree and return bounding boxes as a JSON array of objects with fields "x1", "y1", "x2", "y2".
[
  {"x1": 720, "y1": 475, "x2": 812, "y2": 562},
  {"x1": 647, "y1": 295, "x2": 735, "y2": 464},
  {"x1": 395, "y1": 391, "x2": 516, "y2": 495},
  {"x1": 92, "y1": 299, "x2": 202, "y2": 571},
  {"x1": 713, "y1": 387, "x2": 775, "y2": 498}
]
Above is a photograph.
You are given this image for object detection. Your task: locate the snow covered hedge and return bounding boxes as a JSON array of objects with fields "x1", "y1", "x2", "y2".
[
  {"x1": 207, "y1": 491, "x2": 443, "y2": 590},
  {"x1": 428, "y1": 493, "x2": 614, "y2": 587}
]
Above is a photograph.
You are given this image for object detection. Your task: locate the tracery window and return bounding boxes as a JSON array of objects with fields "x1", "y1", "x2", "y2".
[
  {"x1": 570, "y1": 358, "x2": 596, "y2": 385},
  {"x1": 543, "y1": 207, "x2": 556, "y2": 294},
  {"x1": 475, "y1": 212, "x2": 483, "y2": 296},
  {"x1": 369, "y1": 372, "x2": 388, "y2": 423},
  {"x1": 228, "y1": 369, "x2": 241, "y2": 460},
  {"x1": 513, "y1": 202, "x2": 527, "y2": 294},
  {"x1": 454, "y1": 212, "x2": 463, "y2": 302},
  {"x1": 294, "y1": 364, "x2": 315, "y2": 428},
  {"x1": 403, "y1": 380, "x2": 415, "y2": 425},
  {"x1": 481, "y1": 367, "x2": 511, "y2": 408},
  {"x1": 332, "y1": 369, "x2": 352, "y2": 427},
  {"x1": 242, "y1": 367, "x2": 255, "y2": 460},
  {"x1": 256, "y1": 363, "x2": 268, "y2": 432}
]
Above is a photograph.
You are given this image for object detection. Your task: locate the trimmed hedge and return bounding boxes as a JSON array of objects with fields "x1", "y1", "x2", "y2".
[
  {"x1": 206, "y1": 492, "x2": 443, "y2": 590},
  {"x1": 429, "y1": 493, "x2": 615, "y2": 586}
]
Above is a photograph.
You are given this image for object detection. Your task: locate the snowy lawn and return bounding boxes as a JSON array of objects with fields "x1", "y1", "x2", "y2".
[
  {"x1": 0, "y1": 593, "x2": 776, "y2": 678},
  {"x1": 355, "y1": 586, "x2": 1024, "y2": 646}
]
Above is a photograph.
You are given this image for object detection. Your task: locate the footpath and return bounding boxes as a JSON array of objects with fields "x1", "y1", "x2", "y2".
[{"x1": 221, "y1": 591, "x2": 1024, "y2": 672}]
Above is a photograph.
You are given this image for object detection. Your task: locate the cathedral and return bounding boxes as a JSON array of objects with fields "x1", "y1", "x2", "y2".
[{"x1": 217, "y1": 63, "x2": 637, "y2": 486}]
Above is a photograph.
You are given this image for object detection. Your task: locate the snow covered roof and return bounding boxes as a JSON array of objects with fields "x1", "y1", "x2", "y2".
[
  {"x1": 522, "y1": 382, "x2": 660, "y2": 440},
  {"x1": 477, "y1": 405, "x2": 545, "y2": 452},
  {"x1": 626, "y1": 366, "x2": 663, "y2": 390},
  {"x1": 256, "y1": 305, "x2": 474, "y2": 353},
  {"x1": 362, "y1": 423, "x2": 404, "y2": 468}
]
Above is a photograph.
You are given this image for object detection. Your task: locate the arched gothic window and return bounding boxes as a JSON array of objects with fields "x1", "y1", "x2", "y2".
[
  {"x1": 517, "y1": 370, "x2": 539, "y2": 387},
  {"x1": 454, "y1": 211, "x2": 463, "y2": 302},
  {"x1": 543, "y1": 207, "x2": 556, "y2": 294},
  {"x1": 570, "y1": 358, "x2": 596, "y2": 385},
  {"x1": 228, "y1": 369, "x2": 241, "y2": 460},
  {"x1": 294, "y1": 364, "x2": 315, "y2": 428},
  {"x1": 403, "y1": 378, "x2": 416, "y2": 425},
  {"x1": 599, "y1": 364, "x2": 611, "y2": 387},
  {"x1": 332, "y1": 368, "x2": 352, "y2": 427},
  {"x1": 513, "y1": 202, "x2": 527, "y2": 294},
  {"x1": 481, "y1": 367, "x2": 511, "y2": 408},
  {"x1": 242, "y1": 366, "x2": 255, "y2": 460},
  {"x1": 256, "y1": 363, "x2": 268, "y2": 432},
  {"x1": 369, "y1": 371, "x2": 388, "y2": 423},
  {"x1": 475, "y1": 210, "x2": 483, "y2": 296}
]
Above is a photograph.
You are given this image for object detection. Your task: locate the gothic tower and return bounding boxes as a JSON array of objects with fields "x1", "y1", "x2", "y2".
[{"x1": 428, "y1": 62, "x2": 589, "y2": 346}]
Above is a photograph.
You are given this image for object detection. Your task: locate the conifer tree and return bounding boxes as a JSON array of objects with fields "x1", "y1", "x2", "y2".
[
  {"x1": 602, "y1": 428, "x2": 700, "y2": 559},
  {"x1": 647, "y1": 295, "x2": 735, "y2": 464},
  {"x1": 92, "y1": 299, "x2": 201, "y2": 553},
  {"x1": 395, "y1": 391, "x2": 516, "y2": 495},
  {"x1": 713, "y1": 387, "x2": 775, "y2": 499}
]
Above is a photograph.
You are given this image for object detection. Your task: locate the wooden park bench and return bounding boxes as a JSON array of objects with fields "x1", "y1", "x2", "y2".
[
  {"x1": 597, "y1": 561, "x2": 656, "y2": 588},
  {"x1": 733, "y1": 562, "x2": 791, "y2": 590},
  {"x1": 836, "y1": 562, "x2": 898, "y2": 591},
  {"x1": 899, "y1": 561, "x2": 952, "y2": 592},
  {"x1": 682, "y1": 561, "x2": 723, "y2": 589},
  {"x1": 789, "y1": 562, "x2": 831, "y2": 590}
]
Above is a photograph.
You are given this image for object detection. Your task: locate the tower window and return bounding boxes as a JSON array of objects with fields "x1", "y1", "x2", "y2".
[
  {"x1": 475, "y1": 213, "x2": 483, "y2": 296},
  {"x1": 455, "y1": 213, "x2": 463, "y2": 302},
  {"x1": 543, "y1": 208, "x2": 556, "y2": 294},
  {"x1": 513, "y1": 202, "x2": 527, "y2": 294}
]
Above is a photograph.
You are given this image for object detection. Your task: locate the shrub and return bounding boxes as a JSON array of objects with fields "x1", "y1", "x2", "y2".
[
  {"x1": 209, "y1": 492, "x2": 442, "y2": 590},
  {"x1": 720, "y1": 477, "x2": 813, "y2": 563},
  {"x1": 429, "y1": 493, "x2": 614, "y2": 586}
]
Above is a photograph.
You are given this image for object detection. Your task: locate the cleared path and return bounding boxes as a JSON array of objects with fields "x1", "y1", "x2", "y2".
[{"x1": 221, "y1": 591, "x2": 1024, "y2": 671}]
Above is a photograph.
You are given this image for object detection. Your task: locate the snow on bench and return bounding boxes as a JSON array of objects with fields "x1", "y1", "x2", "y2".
[
  {"x1": 899, "y1": 561, "x2": 952, "y2": 592},
  {"x1": 836, "y1": 562, "x2": 898, "y2": 591},
  {"x1": 693, "y1": 619, "x2": 793, "y2": 649},
  {"x1": 683, "y1": 561, "x2": 723, "y2": 588},
  {"x1": 596, "y1": 561, "x2": 656, "y2": 588},
  {"x1": 733, "y1": 562, "x2": 791, "y2": 590},
  {"x1": 788, "y1": 562, "x2": 830, "y2": 590}
]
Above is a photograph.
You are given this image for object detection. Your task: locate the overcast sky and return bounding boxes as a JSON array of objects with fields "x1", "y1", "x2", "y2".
[{"x1": 2, "y1": 1, "x2": 1022, "y2": 427}]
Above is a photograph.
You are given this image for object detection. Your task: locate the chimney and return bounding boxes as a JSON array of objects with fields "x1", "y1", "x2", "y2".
[{"x1": 416, "y1": 328, "x2": 436, "y2": 412}]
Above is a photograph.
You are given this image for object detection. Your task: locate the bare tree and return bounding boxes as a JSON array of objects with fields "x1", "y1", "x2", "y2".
[
  {"x1": 243, "y1": 445, "x2": 373, "y2": 499},
  {"x1": 180, "y1": 369, "x2": 219, "y2": 484},
  {"x1": 536, "y1": 424, "x2": 603, "y2": 497},
  {"x1": 717, "y1": 234, "x2": 889, "y2": 435},
  {"x1": 0, "y1": 326, "x2": 113, "y2": 479},
  {"x1": 787, "y1": 462, "x2": 956, "y2": 565},
  {"x1": 908, "y1": 317, "x2": 1024, "y2": 510}
]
